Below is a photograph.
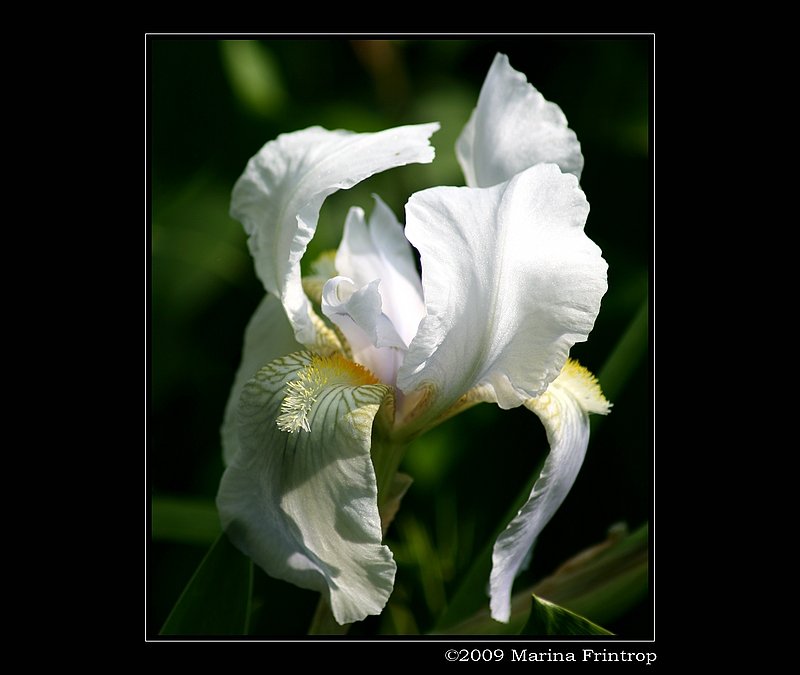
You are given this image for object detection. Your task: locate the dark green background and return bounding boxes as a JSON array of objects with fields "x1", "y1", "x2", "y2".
[{"x1": 149, "y1": 37, "x2": 651, "y2": 636}]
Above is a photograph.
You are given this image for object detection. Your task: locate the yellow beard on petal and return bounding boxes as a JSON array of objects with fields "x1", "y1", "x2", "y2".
[
  {"x1": 277, "y1": 353, "x2": 380, "y2": 433},
  {"x1": 551, "y1": 358, "x2": 612, "y2": 415}
]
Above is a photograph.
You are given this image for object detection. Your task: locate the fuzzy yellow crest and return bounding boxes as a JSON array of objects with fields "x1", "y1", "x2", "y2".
[{"x1": 276, "y1": 353, "x2": 379, "y2": 433}]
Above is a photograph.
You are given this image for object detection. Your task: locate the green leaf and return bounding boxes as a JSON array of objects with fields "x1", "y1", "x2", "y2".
[
  {"x1": 521, "y1": 594, "x2": 612, "y2": 636},
  {"x1": 160, "y1": 534, "x2": 253, "y2": 636},
  {"x1": 151, "y1": 496, "x2": 220, "y2": 546},
  {"x1": 530, "y1": 523, "x2": 648, "y2": 626},
  {"x1": 440, "y1": 523, "x2": 648, "y2": 634},
  {"x1": 597, "y1": 296, "x2": 648, "y2": 405}
]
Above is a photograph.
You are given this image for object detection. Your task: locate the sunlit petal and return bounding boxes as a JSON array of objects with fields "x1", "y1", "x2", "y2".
[
  {"x1": 230, "y1": 123, "x2": 438, "y2": 345},
  {"x1": 397, "y1": 164, "x2": 607, "y2": 426},
  {"x1": 456, "y1": 53, "x2": 583, "y2": 187},
  {"x1": 336, "y1": 197, "x2": 425, "y2": 347}
]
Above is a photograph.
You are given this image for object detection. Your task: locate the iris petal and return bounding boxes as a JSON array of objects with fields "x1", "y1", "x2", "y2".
[
  {"x1": 217, "y1": 351, "x2": 395, "y2": 625},
  {"x1": 397, "y1": 164, "x2": 607, "y2": 427},
  {"x1": 489, "y1": 360, "x2": 610, "y2": 623},
  {"x1": 230, "y1": 123, "x2": 438, "y2": 346},
  {"x1": 456, "y1": 53, "x2": 583, "y2": 188}
]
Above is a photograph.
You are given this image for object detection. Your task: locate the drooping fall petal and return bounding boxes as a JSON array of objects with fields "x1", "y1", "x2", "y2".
[
  {"x1": 220, "y1": 294, "x2": 302, "y2": 466},
  {"x1": 489, "y1": 360, "x2": 610, "y2": 623},
  {"x1": 217, "y1": 351, "x2": 395, "y2": 625}
]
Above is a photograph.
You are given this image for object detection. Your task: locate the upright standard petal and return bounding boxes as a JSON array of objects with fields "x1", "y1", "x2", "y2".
[
  {"x1": 456, "y1": 53, "x2": 583, "y2": 188},
  {"x1": 336, "y1": 197, "x2": 426, "y2": 347},
  {"x1": 230, "y1": 123, "x2": 439, "y2": 346},
  {"x1": 217, "y1": 351, "x2": 394, "y2": 625},
  {"x1": 322, "y1": 276, "x2": 406, "y2": 385},
  {"x1": 397, "y1": 163, "x2": 607, "y2": 424},
  {"x1": 489, "y1": 360, "x2": 610, "y2": 623},
  {"x1": 220, "y1": 294, "x2": 302, "y2": 466}
]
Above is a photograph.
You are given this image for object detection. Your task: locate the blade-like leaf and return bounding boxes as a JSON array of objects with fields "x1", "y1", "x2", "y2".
[
  {"x1": 151, "y1": 496, "x2": 220, "y2": 546},
  {"x1": 159, "y1": 534, "x2": 253, "y2": 636},
  {"x1": 597, "y1": 296, "x2": 648, "y2": 405},
  {"x1": 521, "y1": 594, "x2": 612, "y2": 636},
  {"x1": 528, "y1": 523, "x2": 648, "y2": 625},
  {"x1": 439, "y1": 523, "x2": 648, "y2": 634}
]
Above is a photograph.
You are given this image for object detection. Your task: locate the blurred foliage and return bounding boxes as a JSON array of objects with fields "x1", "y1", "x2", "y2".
[{"x1": 148, "y1": 37, "x2": 652, "y2": 637}]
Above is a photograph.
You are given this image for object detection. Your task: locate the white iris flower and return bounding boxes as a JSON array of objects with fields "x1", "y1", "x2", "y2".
[{"x1": 216, "y1": 54, "x2": 610, "y2": 626}]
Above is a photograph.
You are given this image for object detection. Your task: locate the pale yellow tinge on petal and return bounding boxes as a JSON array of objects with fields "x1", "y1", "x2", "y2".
[
  {"x1": 403, "y1": 382, "x2": 493, "y2": 433},
  {"x1": 307, "y1": 310, "x2": 345, "y2": 356},
  {"x1": 527, "y1": 358, "x2": 611, "y2": 425},
  {"x1": 301, "y1": 251, "x2": 351, "y2": 359},
  {"x1": 302, "y1": 250, "x2": 339, "y2": 304},
  {"x1": 302, "y1": 277, "x2": 326, "y2": 305},
  {"x1": 398, "y1": 360, "x2": 609, "y2": 439}
]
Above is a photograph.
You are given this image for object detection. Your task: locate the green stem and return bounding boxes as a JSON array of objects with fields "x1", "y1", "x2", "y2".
[{"x1": 374, "y1": 437, "x2": 408, "y2": 512}]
